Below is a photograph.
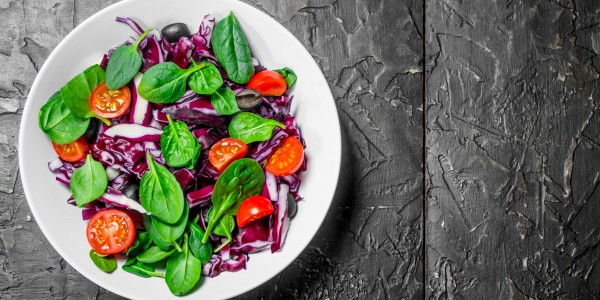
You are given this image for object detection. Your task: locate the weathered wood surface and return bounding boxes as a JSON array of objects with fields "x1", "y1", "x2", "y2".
[
  {"x1": 426, "y1": 0, "x2": 600, "y2": 298},
  {"x1": 0, "y1": 0, "x2": 424, "y2": 299}
]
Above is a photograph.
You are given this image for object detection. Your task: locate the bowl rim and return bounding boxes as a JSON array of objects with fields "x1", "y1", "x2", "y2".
[{"x1": 18, "y1": 0, "x2": 341, "y2": 298}]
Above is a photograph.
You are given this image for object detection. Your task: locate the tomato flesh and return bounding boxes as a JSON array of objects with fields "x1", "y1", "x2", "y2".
[
  {"x1": 209, "y1": 138, "x2": 249, "y2": 172},
  {"x1": 52, "y1": 137, "x2": 89, "y2": 162},
  {"x1": 90, "y1": 82, "x2": 131, "y2": 118},
  {"x1": 86, "y1": 209, "x2": 136, "y2": 255},
  {"x1": 236, "y1": 196, "x2": 275, "y2": 227},
  {"x1": 265, "y1": 137, "x2": 304, "y2": 176},
  {"x1": 247, "y1": 70, "x2": 287, "y2": 97}
]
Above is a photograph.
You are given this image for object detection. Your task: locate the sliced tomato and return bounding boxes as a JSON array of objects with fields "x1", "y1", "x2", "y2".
[
  {"x1": 209, "y1": 138, "x2": 249, "y2": 172},
  {"x1": 52, "y1": 137, "x2": 89, "y2": 162},
  {"x1": 265, "y1": 137, "x2": 304, "y2": 176},
  {"x1": 90, "y1": 82, "x2": 131, "y2": 118},
  {"x1": 247, "y1": 70, "x2": 287, "y2": 97},
  {"x1": 86, "y1": 209, "x2": 136, "y2": 255},
  {"x1": 236, "y1": 196, "x2": 275, "y2": 227}
]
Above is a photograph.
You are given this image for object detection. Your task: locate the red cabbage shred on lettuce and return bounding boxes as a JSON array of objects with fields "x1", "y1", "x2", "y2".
[{"x1": 49, "y1": 14, "x2": 307, "y2": 278}]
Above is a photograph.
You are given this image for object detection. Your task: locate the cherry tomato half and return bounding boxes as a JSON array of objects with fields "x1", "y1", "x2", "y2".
[
  {"x1": 209, "y1": 138, "x2": 249, "y2": 172},
  {"x1": 236, "y1": 196, "x2": 275, "y2": 227},
  {"x1": 265, "y1": 137, "x2": 304, "y2": 176},
  {"x1": 86, "y1": 209, "x2": 136, "y2": 255},
  {"x1": 90, "y1": 82, "x2": 131, "y2": 118},
  {"x1": 247, "y1": 70, "x2": 287, "y2": 97},
  {"x1": 52, "y1": 136, "x2": 89, "y2": 162}
]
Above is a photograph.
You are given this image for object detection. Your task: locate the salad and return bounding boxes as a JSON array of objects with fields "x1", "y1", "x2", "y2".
[{"x1": 37, "y1": 12, "x2": 305, "y2": 296}]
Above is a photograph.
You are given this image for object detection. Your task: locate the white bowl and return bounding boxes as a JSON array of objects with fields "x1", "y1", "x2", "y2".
[{"x1": 18, "y1": 0, "x2": 341, "y2": 299}]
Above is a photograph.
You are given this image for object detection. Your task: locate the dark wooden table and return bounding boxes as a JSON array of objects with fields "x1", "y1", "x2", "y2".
[{"x1": 1, "y1": 0, "x2": 599, "y2": 299}]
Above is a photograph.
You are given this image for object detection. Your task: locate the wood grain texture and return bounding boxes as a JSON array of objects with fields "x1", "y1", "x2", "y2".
[
  {"x1": 0, "y1": 0, "x2": 424, "y2": 299},
  {"x1": 426, "y1": 0, "x2": 600, "y2": 298}
]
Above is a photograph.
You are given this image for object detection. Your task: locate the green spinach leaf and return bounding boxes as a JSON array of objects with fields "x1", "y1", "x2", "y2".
[
  {"x1": 274, "y1": 67, "x2": 297, "y2": 88},
  {"x1": 38, "y1": 92, "x2": 90, "y2": 144},
  {"x1": 122, "y1": 257, "x2": 164, "y2": 278},
  {"x1": 211, "y1": 12, "x2": 254, "y2": 84},
  {"x1": 187, "y1": 142, "x2": 201, "y2": 170},
  {"x1": 207, "y1": 208, "x2": 235, "y2": 252},
  {"x1": 125, "y1": 231, "x2": 152, "y2": 258},
  {"x1": 165, "y1": 234, "x2": 202, "y2": 296},
  {"x1": 137, "y1": 245, "x2": 175, "y2": 264},
  {"x1": 228, "y1": 112, "x2": 286, "y2": 144},
  {"x1": 138, "y1": 62, "x2": 206, "y2": 104},
  {"x1": 70, "y1": 154, "x2": 107, "y2": 207},
  {"x1": 188, "y1": 222, "x2": 212, "y2": 264},
  {"x1": 140, "y1": 153, "x2": 185, "y2": 224},
  {"x1": 188, "y1": 60, "x2": 223, "y2": 95},
  {"x1": 201, "y1": 158, "x2": 264, "y2": 243},
  {"x1": 106, "y1": 29, "x2": 153, "y2": 90},
  {"x1": 161, "y1": 115, "x2": 201, "y2": 168},
  {"x1": 89, "y1": 250, "x2": 116, "y2": 273},
  {"x1": 60, "y1": 64, "x2": 105, "y2": 118},
  {"x1": 143, "y1": 214, "x2": 172, "y2": 251},
  {"x1": 210, "y1": 87, "x2": 239, "y2": 115},
  {"x1": 151, "y1": 202, "x2": 189, "y2": 243}
]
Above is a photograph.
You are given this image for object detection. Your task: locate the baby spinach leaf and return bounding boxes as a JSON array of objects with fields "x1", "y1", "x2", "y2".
[
  {"x1": 188, "y1": 61, "x2": 223, "y2": 95},
  {"x1": 207, "y1": 208, "x2": 235, "y2": 252},
  {"x1": 274, "y1": 67, "x2": 297, "y2": 88},
  {"x1": 38, "y1": 92, "x2": 90, "y2": 144},
  {"x1": 210, "y1": 87, "x2": 239, "y2": 115},
  {"x1": 126, "y1": 231, "x2": 152, "y2": 258},
  {"x1": 188, "y1": 222, "x2": 212, "y2": 264},
  {"x1": 165, "y1": 234, "x2": 202, "y2": 296},
  {"x1": 140, "y1": 153, "x2": 185, "y2": 224},
  {"x1": 228, "y1": 112, "x2": 286, "y2": 144},
  {"x1": 106, "y1": 29, "x2": 152, "y2": 90},
  {"x1": 122, "y1": 257, "x2": 164, "y2": 278},
  {"x1": 151, "y1": 202, "x2": 189, "y2": 243},
  {"x1": 202, "y1": 158, "x2": 264, "y2": 243},
  {"x1": 137, "y1": 245, "x2": 175, "y2": 264},
  {"x1": 161, "y1": 115, "x2": 201, "y2": 168},
  {"x1": 143, "y1": 214, "x2": 172, "y2": 251},
  {"x1": 89, "y1": 250, "x2": 116, "y2": 273},
  {"x1": 61, "y1": 64, "x2": 105, "y2": 118},
  {"x1": 70, "y1": 154, "x2": 107, "y2": 207},
  {"x1": 187, "y1": 142, "x2": 201, "y2": 170},
  {"x1": 211, "y1": 12, "x2": 254, "y2": 84},
  {"x1": 138, "y1": 62, "x2": 206, "y2": 104}
]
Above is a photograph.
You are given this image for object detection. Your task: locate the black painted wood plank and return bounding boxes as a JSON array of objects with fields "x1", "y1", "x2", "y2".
[{"x1": 426, "y1": 0, "x2": 600, "y2": 298}]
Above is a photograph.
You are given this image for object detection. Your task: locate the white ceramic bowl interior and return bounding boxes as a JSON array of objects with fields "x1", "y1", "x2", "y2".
[{"x1": 18, "y1": 0, "x2": 341, "y2": 299}]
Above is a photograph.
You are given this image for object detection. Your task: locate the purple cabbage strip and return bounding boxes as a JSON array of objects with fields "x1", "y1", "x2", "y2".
[
  {"x1": 171, "y1": 37, "x2": 194, "y2": 69},
  {"x1": 193, "y1": 127, "x2": 226, "y2": 151},
  {"x1": 269, "y1": 182, "x2": 290, "y2": 253},
  {"x1": 173, "y1": 168, "x2": 195, "y2": 190},
  {"x1": 231, "y1": 219, "x2": 272, "y2": 254},
  {"x1": 161, "y1": 98, "x2": 227, "y2": 127},
  {"x1": 129, "y1": 78, "x2": 152, "y2": 125},
  {"x1": 141, "y1": 33, "x2": 164, "y2": 72},
  {"x1": 103, "y1": 123, "x2": 163, "y2": 142},
  {"x1": 186, "y1": 185, "x2": 214, "y2": 209},
  {"x1": 100, "y1": 47, "x2": 116, "y2": 70},
  {"x1": 82, "y1": 204, "x2": 104, "y2": 221},
  {"x1": 115, "y1": 17, "x2": 144, "y2": 35},
  {"x1": 202, "y1": 253, "x2": 247, "y2": 278},
  {"x1": 48, "y1": 158, "x2": 83, "y2": 186},
  {"x1": 67, "y1": 195, "x2": 76, "y2": 206},
  {"x1": 191, "y1": 14, "x2": 215, "y2": 48},
  {"x1": 144, "y1": 142, "x2": 165, "y2": 164},
  {"x1": 109, "y1": 173, "x2": 129, "y2": 190},
  {"x1": 91, "y1": 134, "x2": 146, "y2": 174},
  {"x1": 98, "y1": 187, "x2": 148, "y2": 214}
]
